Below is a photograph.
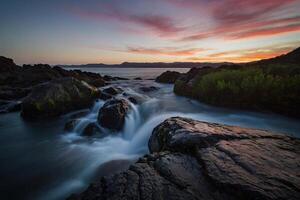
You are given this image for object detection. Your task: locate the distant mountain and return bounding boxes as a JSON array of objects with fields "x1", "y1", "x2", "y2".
[
  {"x1": 60, "y1": 62, "x2": 233, "y2": 68},
  {"x1": 250, "y1": 47, "x2": 300, "y2": 65}
]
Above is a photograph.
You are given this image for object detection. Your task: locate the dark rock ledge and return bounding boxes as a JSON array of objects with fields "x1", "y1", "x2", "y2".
[{"x1": 68, "y1": 117, "x2": 300, "y2": 200}]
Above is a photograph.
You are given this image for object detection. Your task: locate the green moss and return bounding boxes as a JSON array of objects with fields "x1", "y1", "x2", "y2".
[
  {"x1": 35, "y1": 102, "x2": 42, "y2": 111},
  {"x1": 48, "y1": 99, "x2": 56, "y2": 107}
]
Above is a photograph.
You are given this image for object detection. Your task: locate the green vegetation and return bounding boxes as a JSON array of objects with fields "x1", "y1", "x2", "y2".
[{"x1": 176, "y1": 64, "x2": 300, "y2": 117}]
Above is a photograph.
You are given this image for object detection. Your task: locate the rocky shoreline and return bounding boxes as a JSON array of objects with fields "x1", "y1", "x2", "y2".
[
  {"x1": 68, "y1": 117, "x2": 300, "y2": 200},
  {"x1": 0, "y1": 56, "x2": 129, "y2": 117},
  {"x1": 1, "y1": 55, "x2": 300, "y2": 200}
]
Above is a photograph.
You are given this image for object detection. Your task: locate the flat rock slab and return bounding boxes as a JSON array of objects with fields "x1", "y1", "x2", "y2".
[{"x1": 69, "y1": 117, "x2": 300, "y2": 200}]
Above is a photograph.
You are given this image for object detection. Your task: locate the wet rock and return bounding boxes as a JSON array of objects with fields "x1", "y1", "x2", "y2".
[
  {"x1": 88, "y1": 78, "x2": 106, "y2": 87},
  {"x1": 102, "y1": 87, "x2": 123, "y2": 96},
  {"x1": 68, "y1": 110, "x2": 90, "y2": 119},
  {"x1": 148, "y1": 117, "x2": 278, "y2": 153},
  {"x1": 98, "y1": 90, "x2": 113, "y2": 100},
  {"x1": 127, "y1": 95, "x2": 146, "y2": 105},
  {"x1": 139, "y1": 86, "x2": 159, "y2": 92},
  {"x1": 103, "y1": 75, "x2": 129, "y2": 81},
  {"x1": 21, "y1": 78, "x2": 100, "y2": 120},
  {"x1": 155, "y1": 71, "x2": 181, "y2": 83},
  {"x1": 98, "y1": 87, "x2": 124, "y2": 100},
  {"x1": 64, "y1": 119, "x2": 80, "y2": 132},
  {"x1": 0, "y1": 86, "x2": 31, "y2": 100},
  {"x1": 82, "y1": 122, "x2": 101, "y2": 136},
  {"x1": 0, "y1": 100, "x2": 21, "y2": 114},
  {"x1": 70, "y1": 117, "x2": 300, "y2": 200},
  {"x1": 97, "y1": 98, "x2": 130, "y2": 131},
  {"x1": 128, "y1": 96, "x2": 138, "y2": 104}
]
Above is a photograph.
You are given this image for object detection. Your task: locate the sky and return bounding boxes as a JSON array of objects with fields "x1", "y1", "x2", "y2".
[{"x1": 0, "y1": 0, "x2": 300, "y2": 65}]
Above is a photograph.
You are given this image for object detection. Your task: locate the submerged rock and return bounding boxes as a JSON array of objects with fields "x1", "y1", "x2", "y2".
[
  {"x1": 128, "y1": 96, "x2": 138, "y2": 104},
  {"x1": 98, "y1": 87, "x2": 124, "y2": 100},
  {"x1": 102, "y1": 87, "x2": 123, "y2": 95},
  {"x1": 155, "y1": 71, "x2": 181, "y2": 83},
  {"x1": 70, "y1": 117, "x2": 300, "y2": 200},
  {"x1": 0, "y1": 100, "x2": 21, "y2": 113},
  {"x1": 82, "y1": 122, "x2": 101, "y2": 136},
  {"x1": 21, "y1": 78, "x2": 100, "y2": 120},
  {"x1": 97, "y1": 98, "x2": 130, "y2": 131},
  {"x1": 64, "y1": 119, "x2": 80, "y2": 132},
  {"x1": 139, "y1": 86, "x2": 159, "y2": 92}
]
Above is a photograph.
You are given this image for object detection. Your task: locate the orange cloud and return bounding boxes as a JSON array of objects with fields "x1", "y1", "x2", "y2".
[
  {"x1": 188, "y1": 45, "x2": 298, "y2": 63},
  {"x1": 126, "y1": 47, "x2": 205, "y2": 56}
]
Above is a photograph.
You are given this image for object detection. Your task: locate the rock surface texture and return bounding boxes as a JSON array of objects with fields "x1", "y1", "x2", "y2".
[
  {"x1": 69, "y1": 117, "x2": 300, "y2": 200},
  {"x1": 0, "y1": 56, "x2": 108, "y2": 115},
  {"x1": 97, "y1": 98, "x2": 130, "y2": 131},
  {"x1": 155, "y1": 71, "x2": 181, "y2": 83},
  {"x1": 21, "y1": 78, "x2": 99, "y2": 119}
]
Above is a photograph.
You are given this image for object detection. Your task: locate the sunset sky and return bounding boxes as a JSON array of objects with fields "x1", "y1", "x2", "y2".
[{"x1": 1, "y1": 0, "x2": 300, "y2": 65}]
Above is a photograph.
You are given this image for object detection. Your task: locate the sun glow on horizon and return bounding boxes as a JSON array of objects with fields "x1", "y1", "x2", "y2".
[{"x1": 0, "y1": 0, "x2": 300, "y2": 65}]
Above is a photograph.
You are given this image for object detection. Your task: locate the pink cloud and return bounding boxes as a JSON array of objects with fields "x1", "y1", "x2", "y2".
[
  {"x1": 211, "y1": 0, "x2": 296, "y2": 25},
  {"x1": 172, "y1": 0, "x2": 300, "y2": 41},
  {"x1": 67, "y1": 5, "x2": 184, "y2": 37},
  {"x1": 228, "y1": 23, "x2": 300, "y2": 39},
  {"x1": 182, "y1": 15, "x2": 300, "y2": 41}
]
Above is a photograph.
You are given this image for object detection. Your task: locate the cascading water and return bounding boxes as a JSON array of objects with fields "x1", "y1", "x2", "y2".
[
  {"x1": 2, "y1": 77, "x2": 300, "y2": 200},
  {"x1": 58, "y1": 82, "x2": 300, "y2": 200}
]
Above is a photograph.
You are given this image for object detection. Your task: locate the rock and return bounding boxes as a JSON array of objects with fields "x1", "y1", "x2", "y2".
[
  {"x1": 148, "y1": 117, "x2": 278, "y2": 153},
  {"x1": 97, "y1": 98, "x2": 130, "y2": 131},
  {"x1": 102, "y1": 87, "x2": 123, "y2": 95},
  {"x1": 134, "y1": 77, "x2": 142, "y2": 80},
  {"x1": 127, "y1": 95, "x2": 146, "y2": 105},
  {"x1": 174, "y1": 67, "x2": 214, "y2": 98},
  {"x1": 82, "y1": 123, "x2": 101, "y2": 136},
  {"x1": 98, "y1": 87, "x2": 124, "y2": 100},
  {"x1": 155, "y1": 71, "x2": 181, "y2": 83},
  {"x1": 21, "y1": 78, "x2": 100, "y2": 120},
  {"x1": 0, "y1": 56, "x2": 19, "y2": 72},
  {"x1": 68, "y1": 110, "x2": 89, "y2": 119},
  {"x1": 123, "y1": 92, "x2": 145, "y2": 104},
  {"x1": 128, "y1": 96, "x2": 138, "y2": 104},
  {"x1": 0, "y1": 100, "x2": 21, "y2": 114},
  {"x1": 88, "y1": 78, "x2": 106, "y2": 87},
  {"x1": 139, "y1": 86, "x2": 159, "y2": 92},
  {"x1": 70, "y1": 117, "x2": 300, "y2": 200},
  {"x1": 1, "y1": 56, "x2": 106, "y2": 90},
  {"x1": 64, "y1": 119, "x2": 80, "y2": 132},
  {"x1": 103, "y1": 75, "x2": 129, "y2": 81},
  {"x1": 0, "y1": 86, "x2": 31, "y2": 100},
  {"x1": 98, "y1": 90, "x2": 113, "y2": 100}
]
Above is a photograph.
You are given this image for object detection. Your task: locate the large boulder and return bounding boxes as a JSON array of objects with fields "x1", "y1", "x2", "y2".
[
  {"x1": 69, "y1": 117, "x2": 300, "y2": 200},
  {"x1": 155, "y1": 71, "x2": 181, "y2": 83},
  {"x1": 21, "y1": 78, "x2": 100, "y2": 120},
  {"x1": 97, "y1": 98, "x2": 130, "y2": 131}
]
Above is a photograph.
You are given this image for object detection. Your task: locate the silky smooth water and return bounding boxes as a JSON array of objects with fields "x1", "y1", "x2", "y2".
[{"x1": 1, "y1": 68, "x2": 300, "y2": 200}]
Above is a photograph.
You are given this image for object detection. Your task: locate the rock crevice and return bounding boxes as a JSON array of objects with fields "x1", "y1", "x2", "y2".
[{"x1": 69, "y1": 117, "x2": 300, "y2": 200}]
